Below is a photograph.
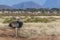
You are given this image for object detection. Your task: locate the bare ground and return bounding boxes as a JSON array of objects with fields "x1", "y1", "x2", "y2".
[{"x1": 0, "y1": 29, "x2": 28, "y2": 40}]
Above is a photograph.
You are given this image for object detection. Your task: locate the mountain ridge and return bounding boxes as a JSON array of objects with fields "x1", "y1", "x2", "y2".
[
  {"x1": 0, "y1": 5, "x2": 13, "y2": 9},
  {"x1": 0, "y1": 0, "x2": 60, "y2": 9},
  {"x1": 12, "y1": 1, "x2": 42, "y2": 9}
]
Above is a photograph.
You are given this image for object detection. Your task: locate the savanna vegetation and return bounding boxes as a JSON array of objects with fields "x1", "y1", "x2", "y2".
[
  {"x1": 0, "y1": 8, "x2": 60, "y2": 16},
  {"x1": 3, "y1": 16, "x2": 56, "y2": 23}
]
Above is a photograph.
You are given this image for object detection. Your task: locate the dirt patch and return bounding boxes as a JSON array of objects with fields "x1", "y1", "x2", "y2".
[{"x1": 0, "y1": 29, "x2": 60, "y2": 40}]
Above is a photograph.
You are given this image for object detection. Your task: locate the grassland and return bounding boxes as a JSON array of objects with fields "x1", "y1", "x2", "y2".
[{"x1": 0, "y1": 16, "x2": 60, "y2": 40}]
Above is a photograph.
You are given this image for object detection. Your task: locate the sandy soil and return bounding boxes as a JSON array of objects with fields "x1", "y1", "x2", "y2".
[{"x1": 0, "y1": 29, "x2": 28, "y2": 40}]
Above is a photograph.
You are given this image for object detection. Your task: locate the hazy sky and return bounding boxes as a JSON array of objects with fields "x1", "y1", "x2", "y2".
[{"x1": 0, "y1": 0, "x2": 47, "y2": 6}]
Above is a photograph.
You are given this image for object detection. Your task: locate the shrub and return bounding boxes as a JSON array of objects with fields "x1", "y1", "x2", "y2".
[
  {"x1": 3, "y1": 17, "x2": 16, "y2": 23},
  {"x1": 24, "y1": 17, "x2": 56, "y2": 23}
]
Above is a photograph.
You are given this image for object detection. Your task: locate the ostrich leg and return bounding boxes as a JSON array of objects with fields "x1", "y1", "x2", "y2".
[{"x1": 15, "y1": 28, "x2": 18, "y2": 37}]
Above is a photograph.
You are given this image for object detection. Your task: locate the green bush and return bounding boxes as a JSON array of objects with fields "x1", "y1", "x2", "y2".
[
  {"x1": 34, "y1": 18, "x2": 50, "y2": 23},
  {"x1": 3, "y1": 17, "x2": 16, "y2": 23},
  {"x1": 24, "y1": 17, "x2": 56, "y2": 23}
]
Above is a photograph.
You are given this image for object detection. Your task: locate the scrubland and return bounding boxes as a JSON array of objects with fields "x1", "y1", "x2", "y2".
[{"x1": 0, "y1": 16, "x2": 60, "y2": 40}]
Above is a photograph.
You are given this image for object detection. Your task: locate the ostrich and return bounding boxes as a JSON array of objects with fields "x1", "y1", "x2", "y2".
[{"x1": 9, "y1": 18, "x2": 23, "y2": 37}]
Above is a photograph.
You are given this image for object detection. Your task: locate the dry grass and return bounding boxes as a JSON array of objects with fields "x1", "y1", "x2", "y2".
[{"x1": 0, "y1": 16, "x2": 60, "y2": 40}]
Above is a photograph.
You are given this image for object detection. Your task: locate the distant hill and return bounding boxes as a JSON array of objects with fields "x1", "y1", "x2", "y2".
[
  {"x1": 0, "y1": 0, "x2": 60, "y2": 9},
  {"x1": 43, "y1": 0, "x2": 60, "y2": 8},
  {"x1": 13, "y1": 0, "x2": 60, "y2": 9},
  {"x1": 0, "y1": 5, "x2": 13, "y2": 9},
  {"x1": 12, "y1": 1, "x2": 42, "y2": 9}
]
